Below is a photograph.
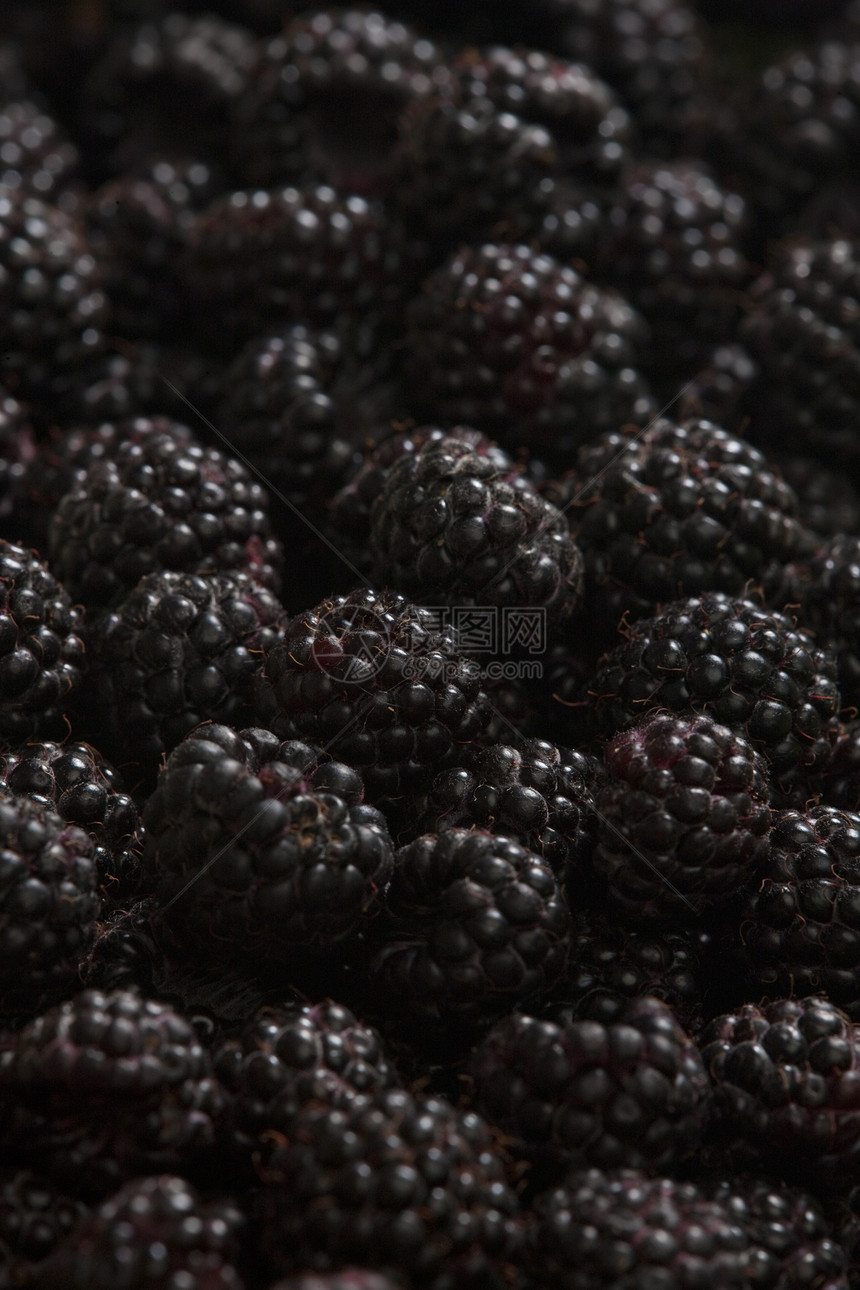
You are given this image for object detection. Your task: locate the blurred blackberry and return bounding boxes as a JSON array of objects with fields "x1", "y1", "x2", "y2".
[
  {"x1": 0, "y1": 188, "x2": 107, "y2": 417},
  {"x1": 588, "y1": 593, "x2": 841, "y2": 802},
  {"x1": 821, "y1": 720, "x2": 860, "y2": 811},
  {"x1": 80, "y1": 12, "x2": 257, "y2": 180},
  {"x1": 833, "y1": 1184, "x2": 860, "y2": 1287},
  {"x1": 255, "y1": 1086, "x2": 521, "y2": 1288},
  {"x1": 233, "y1": 8, "x2": 453, "y2": 193},
  {"x1": 48, "y1": 426, "x2": 282, "y2": 609},
  {"x1": 701, "y1": 995, "x2": 860, "y2": 1190},
  {"x1": 0, "y1": 1168, "x2": 88, "y2": 1279},
  {"x1": 0, "y1": 539, "x2": 86, "y2": 747},
  {"x1": 775, "y1": 454, "x2": 860, "y2": 542},
  {"x1": 30, "y1": 1174, "x2": 245, "y2": 1290},
  {"x1": 0, "y1": 99, "x2": 80, "y2": 207},
  {"x1": 675, "y1": 341, "x2": 759, "y2": 430},
  {"x1": 400, "y1": 243, "x2": 654, "y2": 462},
  {"x1": 741, "y1": 239, "x2": 860, "y2": 467},
  {"x1": 724, "y1": 806, "x2": 860, "y2": 1018},
  {"x1": 526, "y1": 1168, "x2": 752, "y2": 1290},
  {"x1": 420, "y1": 739, "x2": 600, "y2": 876},
  {"x1": 368, "y1": 828, "x2": 570, "y2": 1033},
  {"x1": 0, "y1": 387, "x2": 34, "y2": 540},
  {"x1": 142, "y1": 724, "x2": 393, "y2": 964},
  {"x1": 2, "y1": 740, "x2": 143, "y2": 906},
  {"x1": 593, "y1": 712, "x2": 771, "y2": 926},
  {"x1": 254, "y1": 588, "x2": 490, "y2": 801},
  {"x1": 0, "y1": 989, "x2": 223, "y2": 1196},
  {"x1": 470, "y1": 996, "x2": 709, "y2": 1175},
  {"x1": 269, "y1": 1276, "x2": 402, "y2": 1290},
  {"x1": 368, "y1": 430, "x2": 584, "y2": 618},
  {"x1": 181, "y1": 184, "x2": 416, "y2": 355},
  {"x1": 89, "y1": 570, "x2": 286, "y2": 791},
  {"x1": 569, "y1": 418, "x2": 806, "y2": 633},
  {"x1": 789, "y1": 535, "x2": 860, "y2": 710},
  {"x1": 214, "y1": 1001, "x2": 399, "y2": 1159}
]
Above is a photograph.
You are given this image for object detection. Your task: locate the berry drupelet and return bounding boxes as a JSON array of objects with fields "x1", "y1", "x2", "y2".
[
  {"x1": 400, "y1": 242, "x2": 653, "y2": 462},
  {"x1": 592, "y1": 712, "x2": 771, "y2": 926},
  {"x1": 790, "y1": 535, "x2": 860, "y2": 712},
  {"x1": 0, "y1": 1168, "x2": 88, "y2": 1282},
  {"x1": 469, "y1": 995, "x2": 709, "y2": 1175},
  {"x1": 0, "y1": 539, "x2": 86, "y2": 747},
  {"x1": 48, "y1": 425, "x2": 282, "y2": 609}
]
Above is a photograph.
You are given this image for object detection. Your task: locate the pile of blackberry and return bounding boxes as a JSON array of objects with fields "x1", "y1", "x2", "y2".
[{"x1": 2, "y1": 1, "x2": 860, "y2": 1286}]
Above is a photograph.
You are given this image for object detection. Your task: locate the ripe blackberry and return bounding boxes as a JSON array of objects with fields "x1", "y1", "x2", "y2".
[
  {"x1": 526, "y1": 1168, "x2": 753, "y2": 1290},
  {"x1": 0, "y1": 989, "x2": 223, "y2": 1196},
  {"x1": 400, "y1": 242, "x2": 653, "y2": 462},
  {"x1": 233, "y1": 8, "x2": 453, "y2": 192},
  {"x1": 470, "y1": 996, "x2": 709, "y2": 1175},
  {"x1": 421, "y1": 739, "x2": 600, "y2": 876},
  {"x1": 775, "y1": 454, "x2": 860, "y2": 543},
  {"x1": 2, "y1": 740, "x2": 143, "y2": 905},
  {"x1": 368, "y1": 431, "x2": 584, "y2": 618},
  {"x1": 48, "y1": 425, "x2": 282, "y2": 609},
  {"x1": 89, "y1": 569, "x2": 286, "y2": 789},
  {"x1": 255, "y1": 1086, "x2": 521, "y2": 1288},
  {"x1": 0, "y1": 391, "x2": 34, "y2": 538},
  {"x1": 790, "y1": 535, "x2": 860, "y2": 711},
  {"x1": 675, "y1": 341, "x2": 759, "y2": 431},
  {"x1": 0, "y1": 539, "x2": 86, "y2": 746},
  {"x1": 214, "y1": 1001, "x2": 398, "y2": 1158},
  {"x1": 368, "y1": 828, "x2": 570, "y2": 1031},
  {"x1": 725, "y1": 806, "x2": 860, "y2": 1017},
  {"x1": 254, "y1": 588, "x2": 491, "y2": 800},
  {"x1": 30, "y1": 1174, "x2": 245, "y2": 1290},
  {"x1": 701, "y1": 995, "x2": 860, "y2": 1190},
  {"x1": 269, "y1": 1276, "x2": 402, "y2": 1290},
  {"x1": 0, "y1": 99, "x2": 80, "y2": 205},
  {"x1": 593, "y1": 712, "x2": 771, "y2": 925},
  {"x1": 588, "y1": 593, "x2": 841, "y2": 800},
  {"x1": 0, "y1": 1168, "x2": 88, "y2": 1276},
  {"x1": 569, "y1": 418, "x2": 805, "y2": 632},
  {"x1": 0, "y1": 188, "x2": 107, "y2": 415},
  {"x1": 822, "y1": 720, "x2": 860, "y2": 811},
  {"x1": 142, "y1": 724, "x2": 393, "y2": 962},
  {"x1": 181, "y1": 184, "x2": 415, "y2": 354}
]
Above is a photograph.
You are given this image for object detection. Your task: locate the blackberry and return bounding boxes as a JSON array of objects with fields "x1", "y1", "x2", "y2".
[
  {"x1": 30, "y1": 1174, "x2": 245, "y2": 1290},
  {"x1": 775, "y1": 454, "x2": 860, "y2": 542},
  {"x1": 269, "y1": 1276, "x2": 402, "y2": 1290},
  {"x1": 0, "y1": 989, "x2": 223, "y2": 1196},
  {"x1": 0, "y1": 188, "x2": 107, "y2": 415},
  {"x1": 368, "y1": 828, "x2": 570, "y2": 1031},
  {"x1": 142, "y1": 723, "x2": 393, "y2": 963},
  {"x1": 48, "y1": 425, "x2": 282, "y2": 609},
  {"x1": 2, "y1": 740, "x2": 143, "y2": 905},
  {"x1": 233, "y1": 8, "x2": 453, "y2": 193},
  {"x1": 0, "y1": 99, "x2": 80, "y2": 206},
  {"x1": 469, "y1": 996, "x2": 709, "y2": 1174},
  {"x1": 675, "y1": 341, "x2": 759, "y2": 431},
  {"x1": 255, "y1": 1086, "x2": 521, "y2": 1288},
  {"x1": 725, "y1": 806, "x2": 860, "y2": 1017},
  {"x1": 421, "y1": 739, "x2": 600, "y2": 875},
  {"x1": 569, "y1": 418, "x2": 805, "y2": 632},
  {"x1": 822, "y1": 719, "x2": 860, "y2": 811},
  {"x1": 254, "y1": 588, "x2": 491, "y2": 800},
  {"x1": 526, "y1": 1168, "x2": 753, "y2": 1290},
  {"x1": 0, "y1": 391, "x2": 34, "y2": 538},
  {"x1": 592, "y1": 712, "x2": 771, "y2": 925},
  {"x1": 701, "y1": 995, "x2": 860, "y2": 1190},
  {"x1": 0, "y1": 539, "x2": 86, "y2": 746},
  {"x1": 368, "y1": 430, "x2": 584, "y2": 618},
  {"x1": 588, "y1": 593, "x2": 841, "y2": 799},
  {"x1": 400, "y1": 242, "x2": 653, "y2": 462},
  {"x1": 181, "y1": 184, "x2": 416, "y2": 354},
  {"x1": 214, "y1": 1001, "x2": 398, "y2": 1158},
  {"x1": 89, "y1": 569, "x2": 286, "y2": 789},
  {"x1": 790, "y1": 535, "x2": 860, "y2": 710},
  {"x1": 0, "y1": 1168, "x2": 88, "y2": 1276}
]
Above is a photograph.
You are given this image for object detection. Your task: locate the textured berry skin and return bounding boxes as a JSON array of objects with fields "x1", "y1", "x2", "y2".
[
  {"x1": 143, "y1": 724, "x2": 393, "y2": 961},
  {"x1": 0, "y1": 990, "x2": 223, "y2": 1196},
  {"x1": 791, "y1": 535, "x2": 860, "y2": 711},
  {"x1": 89, "y1": 569, "x2": 286, "y2": 784},
  {"x1": 526, "y1": 1168, "x2": 753, "y2": 1290},
  {"x1": 255, "y1": 1086, "x2": 521, "y2": 1289},
  {"x1": 593, "y1": 713, "x2": 771, "y2": 925},
  {"x1": 254, "y1": 589, "x2": 490, "y2": 800},
  {"x1": 569, "y1": 418, "x2": 805, "y2": 631},
  {"x1": 368, "y1": 432, "x2": 583, "y2": 618},
  {"x1": 0, "y1": 540, "x2": 86, "y2": 746},
  {"x1": 725, "y1": 807, "x2": 860, "y2": 1017},
  {"x1": 214, "y1": 1001, "x2": 398, "y2": 1157},
  {"x1": 701, "y1": 996, "x2": 860, "y2": 1190},
  {"x1": 470, "y1": 996, "x2": 709, "y2": 1174},
  {"x1": 48, "y1": 426, "x2": 282, "y2": 608},
  {"x1": 0, "y1": 1168, "x2": 88, "y2": 1278},
  {"x1": 29, "y1": 1174, "x2": 245, "y2": 1290},
  {"x1": 1, "y1": 740, "x2": 143, "y2": 905},
  {"x1": 588, "y1": 593, "x2": 840, "y2": 800},
  {"x1": 401, "y1": 243, "x2": 653, "y2": 461},
  {"x1": 369, "y1": 828, "x2": 570, "y2": 1030}
]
